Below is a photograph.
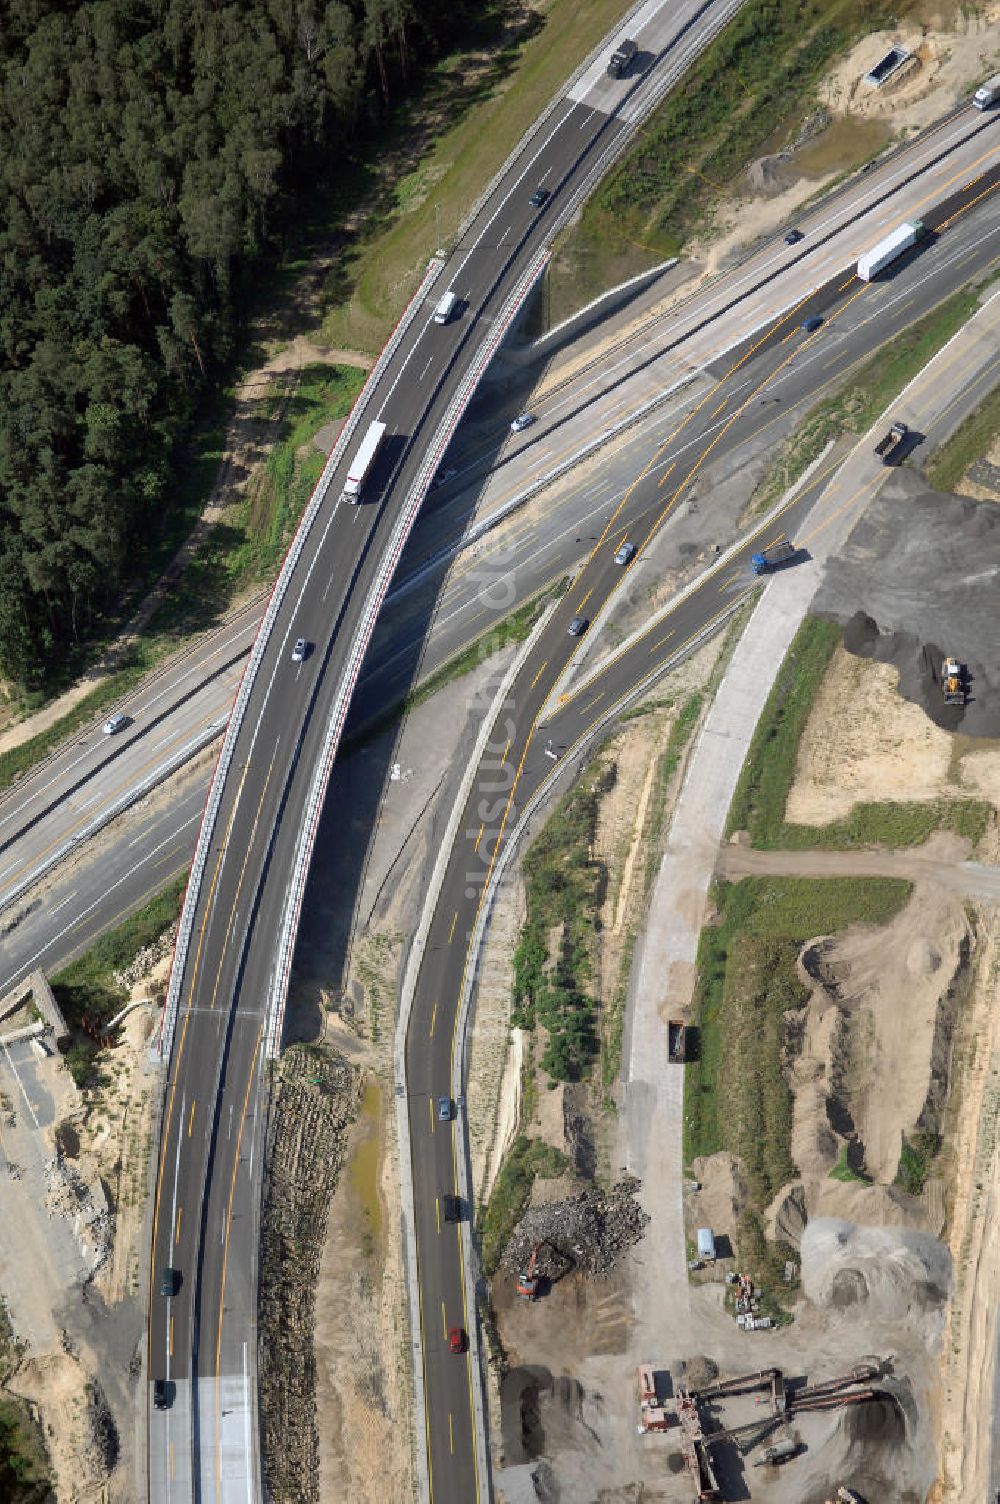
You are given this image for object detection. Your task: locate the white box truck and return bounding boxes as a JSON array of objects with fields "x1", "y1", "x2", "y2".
[
  {"x1": 433, "y1": 288, "x2": 459, "y2": 325},
  {"x1": 856, "y1": 220, "x2": 924, "y2": 281},
  {"x1": 973, "y1": 73, "x2": 1000, "y2": 108},
  {"x1": 342, "y1": 420, "x2": 387, "y2": 503}
]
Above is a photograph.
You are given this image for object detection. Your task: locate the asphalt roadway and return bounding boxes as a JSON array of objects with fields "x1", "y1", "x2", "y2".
[
  {"x1": 140, "y1": 3, "x2": 747, "y2": 1500},
  {"x1": 404, "y1": 263, "x2": 1000, "y2": 1497},
  {"x1": 0, "y1": 101, "x2": 997, "y2": 996}
]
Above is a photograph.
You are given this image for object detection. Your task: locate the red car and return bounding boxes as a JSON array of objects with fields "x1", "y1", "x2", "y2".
[{"x1": 448, "y1": 1326, "x2": 465, "y2": 1354}]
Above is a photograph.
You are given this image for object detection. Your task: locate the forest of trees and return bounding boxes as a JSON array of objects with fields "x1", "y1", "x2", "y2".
[{"x1": 0, "y1": 0, "x2": 480, "y2": 688}]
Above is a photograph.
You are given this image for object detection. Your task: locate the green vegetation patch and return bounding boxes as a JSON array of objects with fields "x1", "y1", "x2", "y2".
[
  {"x1": 0, "y1": 1399, "x2": 51, "y2": 1504},
  {"x1": 52, "y1": 874, "x2": 188, "y2": 1087},
  {"x1": 479, "y1": 1134, "x2": 568, "y2": 1276},
  {"x1": 927, "y1": 382, "x2": 1000, "y2": 495},
  {"x1": 685, "y1": 876, "x2": 911, "y2": 1288},
  {"x1": 895, "y1": 1129, "x2": 940, "y2": 1195},
  {"x1": 829, "y1": 1143, "x2": 872, "y2": 1183},
  {"x1": 726, "y1": 616, "x2": 991, "y2": 849},
  {"x1": 512, "y1": 760, "x2": 613, "y2": 1082}
]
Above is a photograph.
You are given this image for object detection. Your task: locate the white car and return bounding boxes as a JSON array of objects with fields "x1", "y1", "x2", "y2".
[
  {"x1": 102, "y1": 713, "x2": 128, "y2": 735},
  {"x1": 291, "y1": 638, "x2": 310, "y2": 663},
  {"x1": 510, "y1": 413, "x2": 535, "y2": 433}
]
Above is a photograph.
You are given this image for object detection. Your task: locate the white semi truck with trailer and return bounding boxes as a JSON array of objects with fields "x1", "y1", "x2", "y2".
[
  {"x1": 856, "y1": 221, "x2": 925, "y2": 281},
  {"x1": 342, "y1": 420, "x2": 387, "y2": 503}
]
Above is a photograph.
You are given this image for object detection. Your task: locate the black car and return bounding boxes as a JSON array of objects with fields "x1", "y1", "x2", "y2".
[
  {"x1": 160, "y1": 1265, "x2": 178, "y2": 1298},
  {"x1": 529, "y1": 188, "x2": 550, "y2": 209},
  {"x1": 567, "y1": 616, "x2": 589, "y2": 637},
  {"x1": 800, "y1": 315, "x2": 823, "y2": 333},
  {"x1": 442, "y1": 1194, "x2": 461, "y2": 1223},
  {"x1": 784, "y1": 228, "x2": 804, "y2": 245},
  {"x1": 153, "y1": 1379, "x2": 171, "y2": 1411}
]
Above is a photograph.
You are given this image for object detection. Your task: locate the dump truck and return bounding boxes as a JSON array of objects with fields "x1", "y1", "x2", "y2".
[
  {"x1": 973, "y1": 72, "x2": 1000, "y2": 108},
  {"x1": 607, "y1": 37, "x2": 637, "y2": 77},
  {"x1": 942, "y1": 657, "x2": 966, "y2": 705},
  {"x1": 668, "y1": 1020, "x2": 686, "y2": 1063},
  {"x1": 342, "y1": 419, "x2": 387, "y2": 502},
  {"x1": 857, "y1": 220, "x2": 925, "y2": 280},
  {"x1": 750, "y1": 540, "x2": 795, "y2": 575},
  {"x1": 874, "y1": 420, "x2": 908, "y2": 464}
]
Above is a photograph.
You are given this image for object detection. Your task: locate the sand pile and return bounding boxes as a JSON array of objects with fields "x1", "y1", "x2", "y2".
[{"x1": 801, "y1": 1218, "x2": 951, "y2": 1329}]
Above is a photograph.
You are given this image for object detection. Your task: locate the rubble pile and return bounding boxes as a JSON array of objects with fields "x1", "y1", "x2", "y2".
[
  {"x1": 45, "y1": 1154, "x2": 112, "y2": 1274},
  {"x1": 501, "y1": 1175, "x2": 649, "y2": 1279},
  {"x1": 112, "y1": 923, "x2": 178, "y2": 990},
  {"x1": 258, "y1": 1046, "x2": 360, "y2": 1504}
]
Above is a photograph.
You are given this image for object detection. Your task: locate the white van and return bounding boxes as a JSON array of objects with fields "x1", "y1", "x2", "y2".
[{"x1": 433, "y1": 289, "x2": 459, "y2": 325}]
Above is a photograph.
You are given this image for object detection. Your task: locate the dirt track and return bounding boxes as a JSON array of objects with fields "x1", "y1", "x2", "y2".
[{"x1": 717, "y1": 832, "x2": 1000, "y2": 899}]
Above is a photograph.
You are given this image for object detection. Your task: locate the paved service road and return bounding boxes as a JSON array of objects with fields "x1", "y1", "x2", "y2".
[{"x1": 144, "y1": 3, "x2": 752, "y2": 1499}]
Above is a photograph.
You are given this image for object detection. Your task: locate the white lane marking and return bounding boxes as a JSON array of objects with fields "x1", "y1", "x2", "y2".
[
  {"x1": 3, "y1": 814, "x2": 202, "y2": 993},
  {"x1": 418, "y1": 356, "x2": 434, "y2": 381},
  {"x1": 48, "y1": 891, "x2": 77, "y2": 917}
]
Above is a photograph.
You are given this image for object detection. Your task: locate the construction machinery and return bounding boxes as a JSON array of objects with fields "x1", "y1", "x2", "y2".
[
  {"x1": 515, "y1": 1239, "x2": 571, "y2": 1300},
  {"x1": 943, "y1": 657, "x2": 966, "y2": 705}
]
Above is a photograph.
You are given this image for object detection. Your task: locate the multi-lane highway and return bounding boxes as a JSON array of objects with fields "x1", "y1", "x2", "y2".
[
  {"x1": 403, "y1": 265, "x2": 1000, "y2": 1500},
  {"x1": 142, "y1": 3, "x2": 754, "y2": 1499}
]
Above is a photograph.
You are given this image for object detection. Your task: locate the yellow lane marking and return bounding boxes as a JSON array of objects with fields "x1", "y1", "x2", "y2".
[
  {"x1": 838, "y1": 275, "x2": 855, "y2": 292},
  {"x1": 146, "y1": 764, "x2": 250, "y2": 1374},
  {"x1": 576, "y1": 589, "x2": 593, "y2": 610},
  {"x1": 207, "y1": 762, "x2": 275, "y2": 1010},
  {"x1": 529, "y1": 660, "x2": 549, "y2": 692},
  {"x1": 648, "y1": 629, "x2": 675, "y2": 655},
  {"x1": 187, "y1": 1099, "x2": 196, "y2": 1137},
  {"x1": 175, "y1": 1206, "x2": 182, "y2": 1243},
  {"x1": 441, "y1": 1302, "x2": 448, "y2": 1340},
  {"x1": 169, "y1": 1440, "x2": 174, "y2": 1480},
  {"x1": 711, "y1": 398, "x2": 727, "y2": 417},
  {"x1": 169, "y1": 1315, "x2": 174, "y2": 1358},
  {"x1": 436, "y1": 1198, "x2": 442, "y2": 1235},
  {"x1": 501, "y1": 738, "x2": 511, "y2": 763},
  {"x1": 448, "y1": 911, "x2": 458, "y2": 944},
  {"x1": 657, "y1": 460, "x2": 676, "y2": 489},
  {"x1": 429, "y1": 1097, "x2": 434, "y2": 1134},
  {"x1": 449, "y1": 1414, "x2": 455, "y2": 1456},
  {"x1": 474, "y1": 824, "x2": 484, "y2": 852},
  {"x1": 429, "y1": 1002, "x2": 438, "y2": 1038},
  {"x1": 215, "y1": 1023, "x2": 263, "y2": 1498}
]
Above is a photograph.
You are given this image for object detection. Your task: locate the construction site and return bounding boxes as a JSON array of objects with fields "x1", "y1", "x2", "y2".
[{"x1": 638, "y1": 1360, "x2": 895, "y2": 1504}]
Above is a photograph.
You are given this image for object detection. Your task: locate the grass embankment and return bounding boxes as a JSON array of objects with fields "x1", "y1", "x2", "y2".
[
  {"x1": 685, "y1": 875, "x2": 911, "y2": 1301},
  {"x1": 747, "y1": 283, "x2": 989, "y2": 516},
  {"x1": 147, "y1": 363, "x2": 364, "y2": 639},
  {"x1": 601, "y1": 694, "x2": 704, "y2": 1099},
  {"x1": 511, "y1": 759, "x2": 612, "y2": 1083},
  {"x1": 322, "y1": 0, "x2": 635, "y2": 353},
  {"x1": 480, "y1": 1134, "x2": 568, "y2": 1276},
  {"x1": 726, "y1": 616, "x2": 992, "y2": 849},
  {"x1": 927, "y1": 382, "x2": 1000, "y2": 494},
  {"x1": 52, "y1": 875, "x2": 188, "y2": 1086},
  {"x1": 551, "y1": 0, "x2": 910, "y2": 312}
]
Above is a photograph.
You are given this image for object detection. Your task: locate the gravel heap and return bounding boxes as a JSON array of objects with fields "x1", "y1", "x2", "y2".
[
  {"x1": 501, "y1": 1175, "x2": 649, "y2": 1280},
  {"x1": 112, "y1": 923, "x2": 178, "y2": 990}
]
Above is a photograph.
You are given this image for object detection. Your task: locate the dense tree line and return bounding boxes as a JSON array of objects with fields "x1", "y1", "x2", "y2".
[{"x1": 0, "y1": 0, "x2": 478, "y2": 686}]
